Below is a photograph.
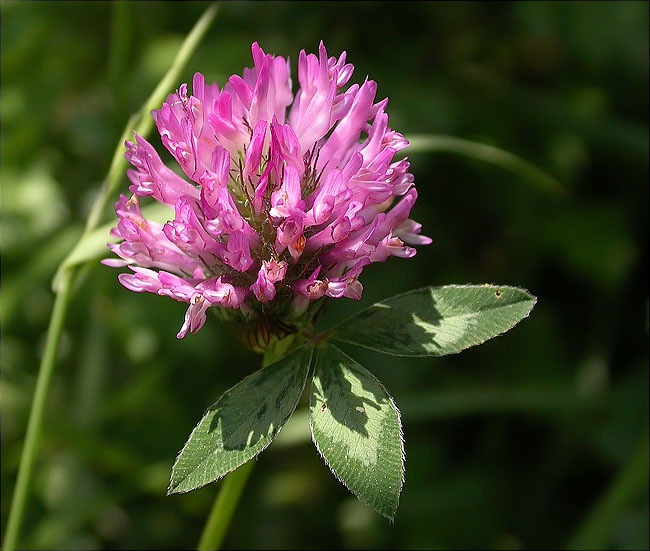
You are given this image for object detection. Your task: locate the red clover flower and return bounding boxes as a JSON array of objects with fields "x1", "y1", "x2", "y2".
[
  {"x1": 103, "y1": 41, "x2": 431, "y2": 348},
  {"x1": 99, "y1": 38, "x2": 536, "y2": 523}
]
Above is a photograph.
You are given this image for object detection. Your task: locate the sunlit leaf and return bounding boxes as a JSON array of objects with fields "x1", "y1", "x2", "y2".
[
  {"x1": 310, "y1": 344, "x2": 404, "y2": 520},
  {"x1": 168, "y1": 346, "x2": 312, "y2": 494},
  {"x1": 331, "y1": 285, "x2": 536, "y2": 357}
]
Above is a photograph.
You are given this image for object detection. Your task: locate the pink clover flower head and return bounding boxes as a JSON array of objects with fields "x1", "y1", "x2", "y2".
[{"x1": 104, "y1": 41, "x2": 431, "y2": 348}]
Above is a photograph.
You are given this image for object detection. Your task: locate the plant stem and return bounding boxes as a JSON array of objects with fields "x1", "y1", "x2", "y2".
[
  {"x1": 196, "y1": 460, "x2": 256, "y2": 551},
  {"x1": 2, "y1": 273, "x2": 74, "y2": 551},
  {"x1": 3, "y1": 6, "x2": 220, "y2": 549},
  {"x1": 84, "y1": 1, "x2": 220, "y2": 234},
  {"x1": 195, "y1": 346, "x2": 288, "y2": 550}
]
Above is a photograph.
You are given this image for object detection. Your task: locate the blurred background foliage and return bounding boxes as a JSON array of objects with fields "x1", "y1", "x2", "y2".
[{"x1": 1, "y1": 1, "x2": 648, "y2": 549}]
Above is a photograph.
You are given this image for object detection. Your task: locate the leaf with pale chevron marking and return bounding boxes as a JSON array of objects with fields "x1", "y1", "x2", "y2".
[
  {"x1": 330, "y1": 285, "x2": 536, "y2": 357},
  {"x1": 310, "y1": 344, "x2": 404, "y2": 520},
  {"x1": 168, "y1": 346, "x2": 312, "y2": 494}
]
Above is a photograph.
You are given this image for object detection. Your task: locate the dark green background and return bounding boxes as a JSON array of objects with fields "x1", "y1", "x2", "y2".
[{"x1": 2, "y1": 1, "x2": 648, "y2": 549}]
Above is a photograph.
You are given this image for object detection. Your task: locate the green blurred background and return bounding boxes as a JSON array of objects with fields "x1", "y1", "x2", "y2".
[{"x1": 1, "y1": 1, "x2": 648, "y2": 549}]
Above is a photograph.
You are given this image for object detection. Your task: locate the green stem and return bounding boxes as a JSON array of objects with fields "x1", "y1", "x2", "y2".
[
  {"x1": 2, "y1": 5, "x2": 220, "y2": 549},
  {"x1": 2, "y1": 272, "x2": 74, "y2": 551},
  {"x1": 53, "y1": 2, "x2": 219, "y2": 292},
  {"x1": 195, "y1": 346, "x2": 287, "y2": 550},
  {"x1": 565, "y1": 430, "x2": 649, "y2": 550},
  {"x1": 196, "y1": 460, "x2": 256, "y2": 551},
  {"x1": 84, "y1": 1, "x2": 220, "y2": 234}
]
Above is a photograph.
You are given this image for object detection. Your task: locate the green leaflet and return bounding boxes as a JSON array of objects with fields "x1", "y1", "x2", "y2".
[
  {"x1": 167, "y1": 284, "x2": 535, "y2": 512},
  {"x1": 310, "y1": 344, "x2": 404, "y2": 521},
  {"x1": 331, "y1": 284, "x2": 537, "y2": 357},
  {"x1": 168, "y1": 346, "x2": 312, "y2": 494}
]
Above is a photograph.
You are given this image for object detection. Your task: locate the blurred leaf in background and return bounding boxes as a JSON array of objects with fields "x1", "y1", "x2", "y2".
[{"x1": 1, "y1": 1, "x2": 647, "y2": 549}]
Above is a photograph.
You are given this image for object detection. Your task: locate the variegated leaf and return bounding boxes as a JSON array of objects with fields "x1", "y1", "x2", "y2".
[
  {"x1": 168, "y1": 346, "x2": 312, "y2": 494},
  {"x1": 310, "y1": 344, "x2": 404, "y2": 520},
  {"x1": 331, "y1": 284, "x2": 536, "y2": 357}
]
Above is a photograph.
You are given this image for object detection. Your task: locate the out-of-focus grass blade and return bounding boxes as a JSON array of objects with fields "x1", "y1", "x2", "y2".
[
  {"x1": 103, "y1": 2, "x2": 219, "y2": 202},
  {"x1": 406, "y1": 133, "x2": 565, "y2": 195},
  {"x1": 52, "y1": 202, "x2": 173, "y2": 290},
  {"x1": 53, "y1": 2, "x2": 219, "y2": 291}
]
